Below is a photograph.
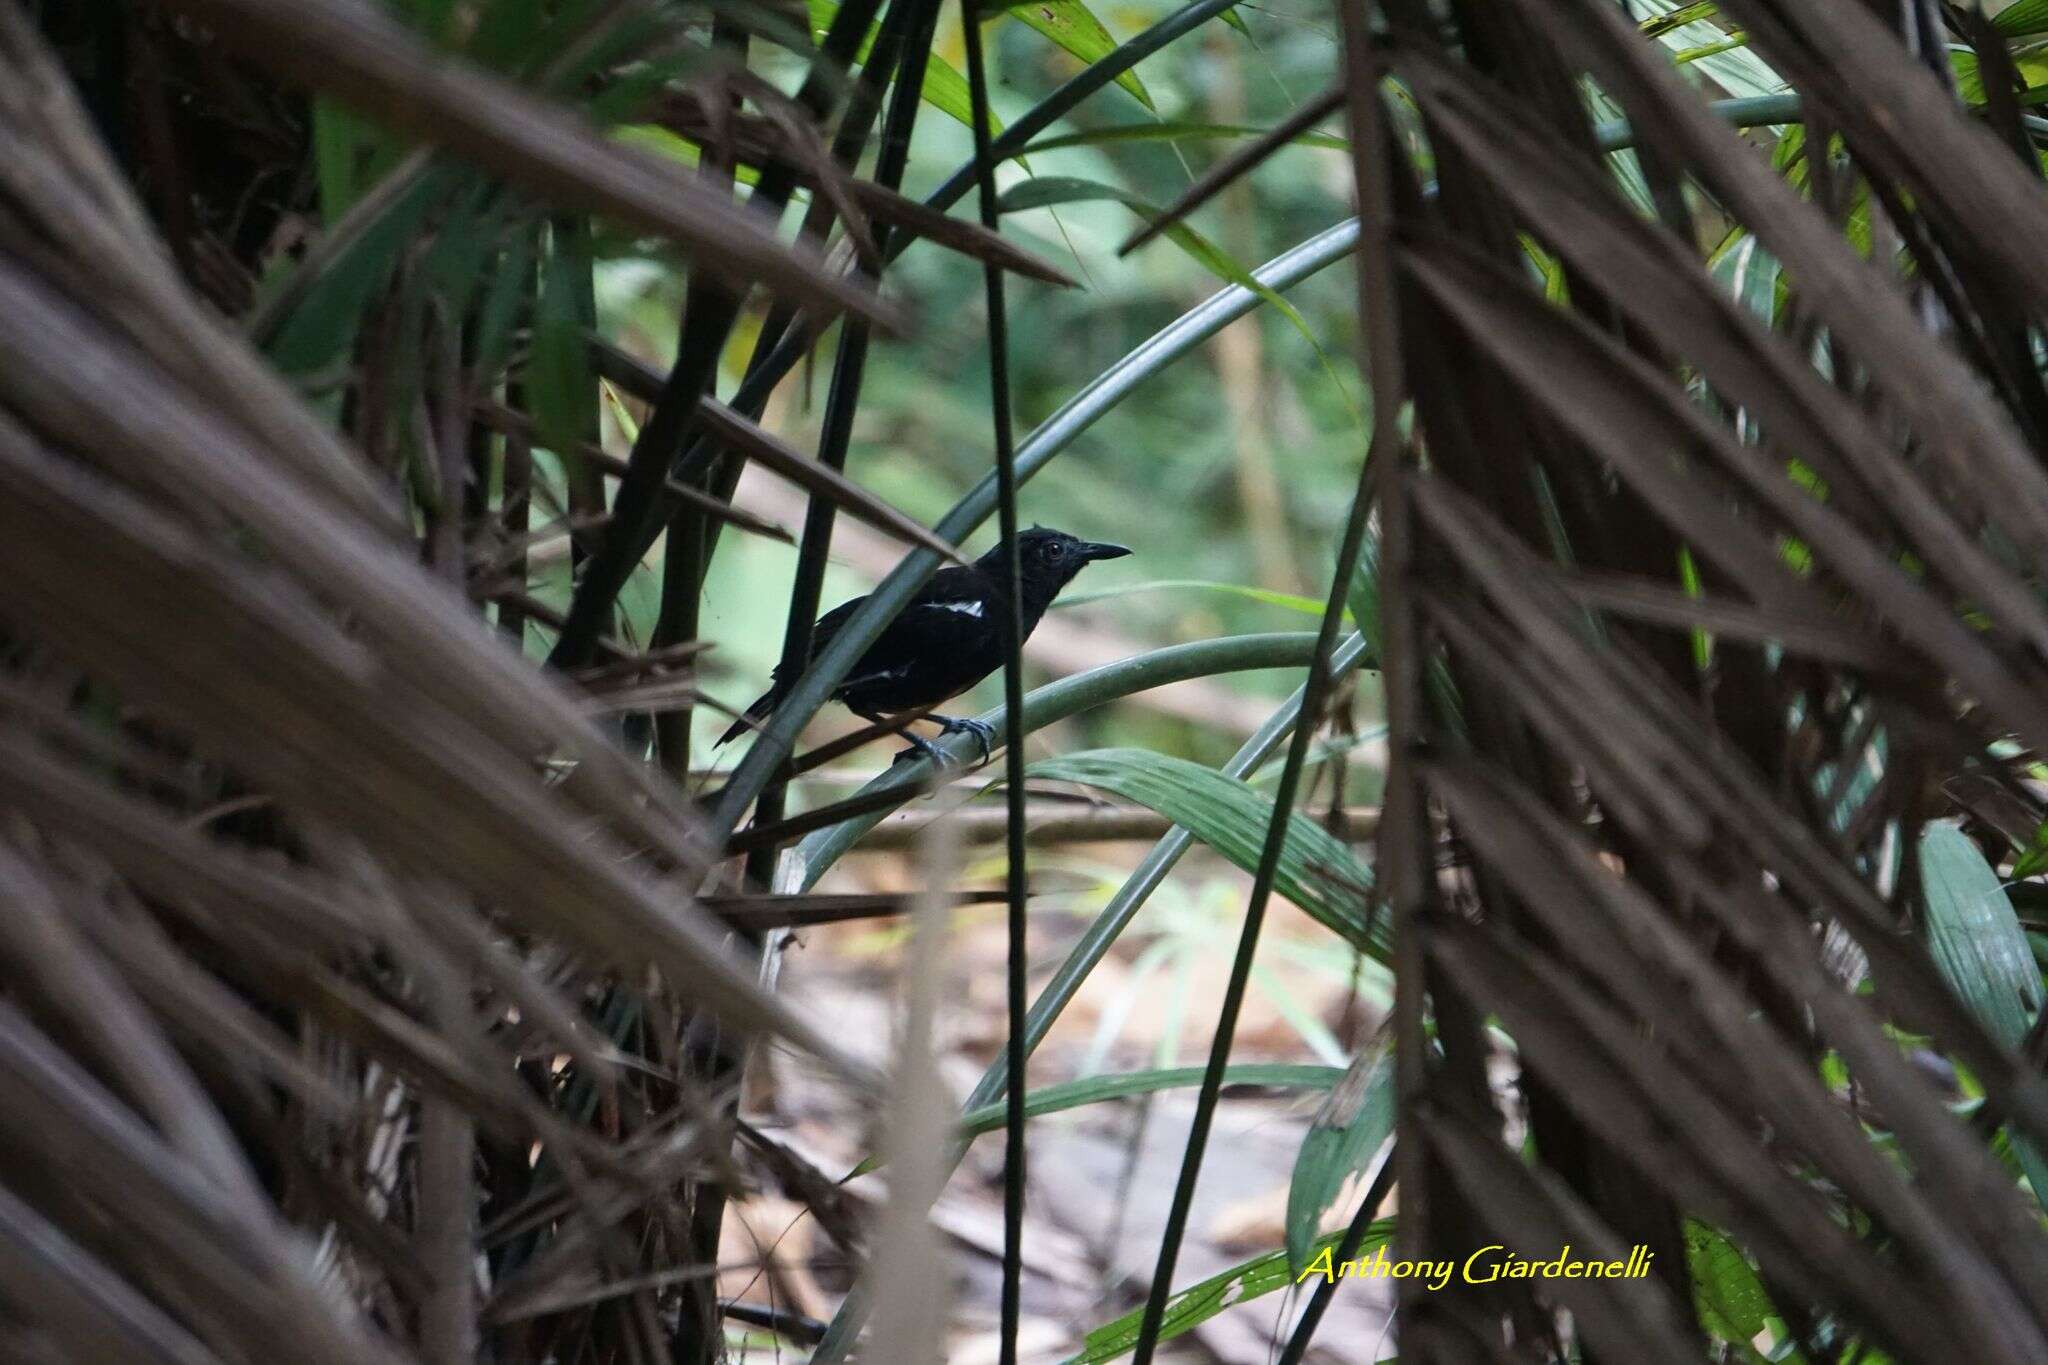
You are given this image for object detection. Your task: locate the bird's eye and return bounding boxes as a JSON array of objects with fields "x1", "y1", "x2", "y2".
[{"x1": 1046, "y1": 543, "x2": 1065, "y2": 560}]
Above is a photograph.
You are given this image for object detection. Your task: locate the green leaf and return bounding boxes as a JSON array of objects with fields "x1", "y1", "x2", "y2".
[
  {"x1": 1248, "y1": 729, "x2": 1387, "y2": 788},
  {"x1": 1023, "y1": 120, "x2": 1345, "y2": 155},
  {"x1": 794, "y1": 633, "x2": 1338, "y2": 877},
  {"x1": 530, "y1": 221, "x2": 600, "y2": 460},
  {"x1": 1922, "y1": 822, "x2": 2045, "y2": 1047},
  {"x1": 996, "y1": 176, "x2": 1347, "y2": 406},
  {"x1": 2014, "y1": 820, "x2": 2048, "y2": 880},
  {"x1": 1001, "y1": 176, "x2": 1282, "y2": 304},
  {"x1": 415, "y1": 179, "x2": 508, "y2": 302},
  {"x1": 990, "y1": 0, "x2": 1151, "y2": 109},
  {"x1": 585, "y1": 43, "x2": 721, "y2": 125},
  {"x1": 1687, "y1": 1222, "x2": 1792, "y2": 1364},
  {"x1": 311, "y1": 99, "x2": 375, "y2": 222},
  {"x1": 1708, "y1": 228, "x2": 1781, "y2": 326},
  {"x1": 311, "y1": 96, "x2": 414, "y2": 224},
  {"x1": 1056, "y1": 577, "x2": 1339, "y2": 617},
  {"x1": 1951, "y1": 46, "x2": 2048, "y2": 107},
  {"x1": 914, "y1": 59, "x2": 987, "y2": 137},
  {"x1": 1634, "y1": 0, "x2": 1784, "y2": 98},
  {"x1": 472, "y1": 227, "x2": 537, "y2": 386},
  {"x1": 962, "y1": 1062, "x2": 1335, "y2": 1137},
  {"x1": 1519, "y1": 233, "x2": 1569, "y2": 303},
  {"x1": 811, "y1": 0, "x2": 1001, "y2": 139},
  {"x1": 1919, "y1": 821, "x2": 2048, "y2": 1206},
  {"x1": 1638, "y1": 1, "x2": 1720, "y2": 37},
  {"x1": 612, "y1": 124, "x2": 765, "y2": 188},
  {"x1": 1284, "y1": 1038, "x2": 1393, "y2": 1275},
  {"x1": 1678, "y1": 545, "x2": 1712, "y2": 672},
  {"x1": 1345, "y1": 538, "x2": 1382, "y2": 652},
  {"x1": 267, "y1": 169, "x2": 444, "y2": 374},
  {"x1": 1350, "y1": 537, "x2": 1460, "y2": 730},
  {"x1": 847, "y1": 1062, "x2": 1343, "y2": 1177},
  {"x1": 1069, "y1": 1223, "x2": 1394, "y2": 1363},
  {"x1": 1996, "y1": 0, "x2": 2048, "y2": 37},
  {"x1": 1024, "y1": 749, "x2": 1381, "y2": 954},
  {"x1": 1673, "y1": 32, "x2": 1750, "y2": 64}
]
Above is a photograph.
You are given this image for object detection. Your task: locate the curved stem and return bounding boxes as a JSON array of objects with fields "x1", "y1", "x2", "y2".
[
  {"x1": 1126, "y1": 425, "x2": 1380, "y2": 1362},
  {"x1": 806, "y1": 630, "x2": 1371, "y2": 1363},
  {"x1": 963, "y1": 631, "x2": 1372, "y2": 1109},
  {"x1": 571, "y1": 0, "x2": 1250, "y2": 645},
  {"x1": 791, "y1": 631, "x2": 1329, "y2": 879},
  {"x1": 928, "y1": 0, "x2": 1248, "y2": 206},
  {"x1": 710, "y1": 218, "x2": 1364, "y2": 835}
]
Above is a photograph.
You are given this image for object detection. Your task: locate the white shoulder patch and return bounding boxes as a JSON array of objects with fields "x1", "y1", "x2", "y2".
[{"x1": 928, "y1": 599, "x2": 985, "y2": 618}]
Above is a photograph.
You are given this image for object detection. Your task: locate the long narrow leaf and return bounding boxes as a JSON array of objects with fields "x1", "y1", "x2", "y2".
[
  {"x1": 991, "y1": 0, "x2": 1152, "y2": 109},
  {"x1": 712, "y1": 219, "x2": 1362, "y2": 834},
  {"x1": 998, "y1": 175, "x2": 1320, "y2": 341},
  {"x1": 1284, "y1": 1038, "x2": 1393, "y2": 1276},
  {"x1": 163, "y1": 0, "x2": 894, "y2": 325},
  {"x1": 1024, "y1": 749, "x2": 1380, "y2": 953},
  {"x1": 810, "y1": 0, "x2": 1001, "y2": 137},
  {"x1": 1920, "y1": 822, "x2": 2048, "y2": 1205},
  {"x1": 1069, "y1": 1224, "x2": 1393, "y2": 1364},
  {"x1": 1024, "y1": 120, "x2": 1346, "y2": 154},
  {"x1": 792, "y1": 633, "x2": 1326, "y2": 873},
  {"x1": 849, "y1": 1063, "x2": 1342, "y2": 1176}
]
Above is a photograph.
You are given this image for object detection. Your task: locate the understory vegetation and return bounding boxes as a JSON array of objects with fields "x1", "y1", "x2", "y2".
[{"x1": 7, "y1": 0, "x2": 2048, "y2": 1361}]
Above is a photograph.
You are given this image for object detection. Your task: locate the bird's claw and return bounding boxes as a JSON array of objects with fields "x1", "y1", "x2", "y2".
[
  {"x1": 888, "y1": 717, "x2": 995, "y2": 769},
  {"x1": 934, "y1": 715, "x2": 996, "y2": 764},
  {"x1": 892, "y1": 733, "x2": 950, "y2": 768}
]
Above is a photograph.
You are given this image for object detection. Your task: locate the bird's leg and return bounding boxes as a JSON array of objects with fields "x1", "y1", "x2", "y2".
[
  {"x1": 855, "y1": 709, "x2": 951, "y2": 768},
  {"x1": 891, "y1": 732, "x2": 949, "y2": 767},
  {"x1": 928, "y1": 713, "x2": 997, "y2": 764}
]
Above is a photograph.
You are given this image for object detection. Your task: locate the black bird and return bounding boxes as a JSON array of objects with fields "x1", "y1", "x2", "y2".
[{"x1": 718, "y1": 527, "x2": 1131, "y2": 763}]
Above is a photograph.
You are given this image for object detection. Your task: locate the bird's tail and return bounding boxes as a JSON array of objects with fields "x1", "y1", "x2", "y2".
[{"x1": 715, "y1": 686, "x2": 780, "y2": 747}]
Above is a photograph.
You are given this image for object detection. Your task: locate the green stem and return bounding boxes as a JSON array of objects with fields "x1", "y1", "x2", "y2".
[
  {"x1": 709, "y1": 219, "x2": 1365, "y2": 834},
  {"x1": 793, "y1": 632, "x2": 1327, "y2": 879},
  {"x1": 806, "y1": 631, "x2": 1371, "y2": 1362}
]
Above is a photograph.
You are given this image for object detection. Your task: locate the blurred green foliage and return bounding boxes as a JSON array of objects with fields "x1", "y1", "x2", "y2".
[{"x1": 585, "y1": 4, "x2": 1371, "y2": 769}]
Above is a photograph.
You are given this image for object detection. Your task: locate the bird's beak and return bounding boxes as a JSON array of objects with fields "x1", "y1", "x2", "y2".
[{"x1": 1080, "y1": 541, "x2": 1132, "y2": 561}]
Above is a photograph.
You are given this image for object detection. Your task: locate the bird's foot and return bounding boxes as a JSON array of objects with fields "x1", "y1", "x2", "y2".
[
  {"x1": 891, "y1": 732, "x2": 951, "y2": 768},
  {"x1": 933, "y1": 714, "x2": 997, "y2": 764}
]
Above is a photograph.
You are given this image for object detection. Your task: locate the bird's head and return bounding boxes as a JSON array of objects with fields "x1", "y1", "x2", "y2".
[{"x1": 1000, "y1": 526, "x2": 1131, "y2": 596}]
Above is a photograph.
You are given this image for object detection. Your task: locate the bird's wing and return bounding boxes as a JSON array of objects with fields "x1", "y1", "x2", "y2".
[
  {"x1": 891, "y1": 565, "x2": 995, "y2": 621},
  {"x1": 808, "y1": 593, "x2": 865, "y2": 656},
  {"x1": 912, "y1": 565, "x2": 988, "y2": 604},
  {"x1": 815, "y1": 568, "x2": 986, "y2": 659},
  {"x1": 779, "y1": 570, "x2": 996, "y2": 700},
  {"x1": 766, "y1": 592, "x2": 866, "y2": 686},
  {"x1": 864, "y1": 569, "x2": 1001, "y2": 650}
]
